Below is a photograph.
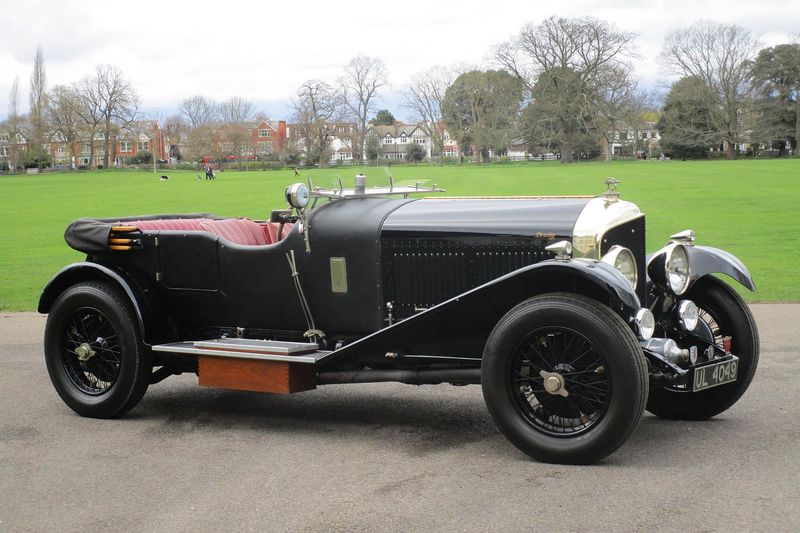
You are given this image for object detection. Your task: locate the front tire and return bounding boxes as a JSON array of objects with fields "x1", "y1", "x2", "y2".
[
  {"x1": 646, "y1": 276, "x2": 759, "y2": 420},
  {"x1": 482, "y1": 294, "x2": 648, "y2": 464},
  {"x1": 44, "y1": 281, "x2": 152, "y2": 418}
]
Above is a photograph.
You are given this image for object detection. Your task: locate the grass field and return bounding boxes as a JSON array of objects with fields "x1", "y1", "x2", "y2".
[{"x1": 1, "y1": 159, "x2": 798, "y2": 310}]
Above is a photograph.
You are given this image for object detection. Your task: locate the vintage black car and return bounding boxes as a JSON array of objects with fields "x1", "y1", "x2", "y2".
[{"x1": 39, "y1": 175, "x2": 759, "y2": 464}]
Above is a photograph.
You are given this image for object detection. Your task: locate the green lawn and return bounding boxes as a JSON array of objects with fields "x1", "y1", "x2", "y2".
[{"x1": 1, "y1": 159, "x2": 798, "y2": 311}]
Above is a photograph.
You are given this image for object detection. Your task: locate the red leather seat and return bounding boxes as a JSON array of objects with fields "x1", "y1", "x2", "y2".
[
  {"x1": 199, "y1": 218, "x2": 270, "y2": 246},
  {"x1": 132, "y1": 218, "x2": 210, "y2": 231}
]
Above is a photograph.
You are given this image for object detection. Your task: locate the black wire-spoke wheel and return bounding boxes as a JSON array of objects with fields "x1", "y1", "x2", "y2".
[
  {"x1": 647, "y1": 276, "x2": 759, "y2": 420},
  {"x1": 511, "y1": 327, "x2": 611, "y2": 437},
  {"x1": 482, "y1": 293, "x2": 648, "y2": 465},
  {"x1": 62, "y1": 307, "x2": 122, "y2": 394},
  {"x1": 45, "y1": 281, "x2": 152, "y2": 418}
]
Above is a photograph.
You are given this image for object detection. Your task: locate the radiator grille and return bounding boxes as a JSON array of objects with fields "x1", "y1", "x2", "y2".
[
  {"x1": 600, "y1": 216, "x2": 646, "y2": 302},
  {"x1": 382, "y1": 236, "x2": 552, "y2": 319}
]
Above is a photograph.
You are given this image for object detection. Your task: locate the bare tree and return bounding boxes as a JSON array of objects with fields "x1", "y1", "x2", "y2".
[
  {"x1": 495, "y1": 16, "x2": 637, "y2": 163},
  {"x1": 403, "y1": 66, "x2": 458, "y2": 164},
  {"x1": 6, "y1": 76, "x2": 22, "y2": 170},
  {"x1": 293, "y1": 80, "x2": 339, "y2": 167},
  {"x1": 661, "y1": 21, "x2": 759, "y2": 159},
  {"x1": 96, "y1": 65, "x2": 141, "y2": 168},
  {"x1": 179, "y1": 96, "x2": 218, "y2": 127},
  {"x1": 46, "y1": 85, "x2": 82, "y2": 167},
  {"x1": 73, "y1": 75, "x2": 104, "y2": 168},
  {"x1": 593, "y1": 64, "x2": 638, "y2": 161},
  {"x1": 339, "y1": 56, "x2": 387, "y2": 162},
  {"x1": 163, "y1": 114, "x2": 188, "y2": 161},
  {"x1": 28, "y1": 46, "x2": 48, "y2": 165},
  {"x1": 217, "y1": 96, "x2": 254, "y2": 168}
]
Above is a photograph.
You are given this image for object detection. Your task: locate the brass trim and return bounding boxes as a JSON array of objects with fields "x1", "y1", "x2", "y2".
[{"x1": 572, "y1": 197, "x2": 644, "y2": 258}]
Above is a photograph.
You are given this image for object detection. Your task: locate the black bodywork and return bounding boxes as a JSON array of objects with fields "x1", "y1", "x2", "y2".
[{"x1": 40, "y1": 193, "x2": 754, "y2": 379}]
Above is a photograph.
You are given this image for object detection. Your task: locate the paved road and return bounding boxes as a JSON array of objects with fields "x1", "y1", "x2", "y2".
[{"x1": 1, "y1": 306, "x2": 798, "y2": 532}]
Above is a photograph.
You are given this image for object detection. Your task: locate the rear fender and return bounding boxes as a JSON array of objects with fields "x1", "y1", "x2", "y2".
[
  {"x1": 317, "y1": 259, "x2": 641, "y2": 368},
  {"x1": 38, "y1": 262, "x2": 159, "y2": 344}
]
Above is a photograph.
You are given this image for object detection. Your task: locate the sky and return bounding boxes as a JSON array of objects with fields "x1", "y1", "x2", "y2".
[{"x1": 1, "y1": 0, "x2": 798, "y2": 123}]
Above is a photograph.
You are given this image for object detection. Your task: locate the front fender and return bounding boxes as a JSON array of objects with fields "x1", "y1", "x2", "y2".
[
  {"x1": 687, "y1": 245, "x2": 756, "y2": 291},
  {"x1": 38, "y1": 262, "x2": 149, "y2": 340},
  {"x1": 317, "y1": 258, "x2": 641, "y2": 368}
]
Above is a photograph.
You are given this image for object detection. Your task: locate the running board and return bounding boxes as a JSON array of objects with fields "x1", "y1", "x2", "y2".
[{"x1": 152, "y1": 339, "x2": 330, "y2": 394}]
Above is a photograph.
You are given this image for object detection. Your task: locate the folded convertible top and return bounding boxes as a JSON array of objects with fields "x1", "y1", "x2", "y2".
[{"x1": 64, "y1": 213, "x2": 219, "y2": 254}]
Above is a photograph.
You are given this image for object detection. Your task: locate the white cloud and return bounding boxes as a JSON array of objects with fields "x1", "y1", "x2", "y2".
[{"x1": 1, "y1": 0, "x2": 798, "y2": 120}]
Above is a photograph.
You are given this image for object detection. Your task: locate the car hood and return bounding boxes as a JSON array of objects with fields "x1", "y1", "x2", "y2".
[{"x1": 381, "y1": 197, "x2": 594, "y2": 238}]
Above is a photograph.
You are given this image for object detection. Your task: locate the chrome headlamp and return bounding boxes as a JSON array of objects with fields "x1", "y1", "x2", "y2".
[
  {"x1": 285, "y1": 183, "x2": 310, "y2": 209},
  {"x1": 601, "y1": 245, "x2": 638, "y2": 290},
  {"x1": 648, "y1": 241, "x2": 692, "y2": 296},
  {"x1": 664, "y1": 243, "x2": 691, "y2": 295}
]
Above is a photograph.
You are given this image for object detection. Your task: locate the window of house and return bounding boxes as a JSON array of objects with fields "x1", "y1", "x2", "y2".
[
  {"x1": 57, "y1": 145, "x2": 66, "y2": 154},
  {"x1": 81, "y1": 143, "x2": 91, "y2": 154},
  {"x1": 94, "y1": 132, "x2": 105, "y2": 140},
  {"x1": 137, "y1": 141, "x2": 149, "y2": 152},
  {"x1": 0, "y1": 146, "x2": 8, "y2": 156},
  {"x1": 120, "y1": 141, "x2": 132, "y2": 152},
  {"x1": 399, "y1": 133, "x2": 408, "y2": 143},
  {"x1": 258, "y1": 141, "x2": 272, "y2": 153},
  {"x1": 384, "y1": 134, "x2": 393, "y2": 144},
  {"x1": 258, "y1": 129, "x2": 271, "y2": 138}
]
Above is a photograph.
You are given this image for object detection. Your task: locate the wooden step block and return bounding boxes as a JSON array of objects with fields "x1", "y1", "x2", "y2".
[{"x1": 198, "y1": 356, "x2": 316, "y2": 394}]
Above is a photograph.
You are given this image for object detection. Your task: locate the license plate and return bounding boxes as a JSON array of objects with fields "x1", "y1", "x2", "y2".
[{"x1": 692, "y1": 357, "x2": 738, "y2": 392}]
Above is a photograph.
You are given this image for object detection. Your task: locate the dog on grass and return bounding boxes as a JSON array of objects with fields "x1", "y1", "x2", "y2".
[{"x1": 160, "y1": 175, "x2": 169, "y2": 182}]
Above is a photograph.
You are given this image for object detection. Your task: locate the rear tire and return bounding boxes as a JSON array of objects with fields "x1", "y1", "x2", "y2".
[
  {"x1": 482, "y1": 293, "x2": 648, "y2": 464},
  {"x1": 44, "y1": 281, "x2": 152, "y2": 418},
  {"x1": 646, "y1": 277, "x2": 759, "y2": 420}
]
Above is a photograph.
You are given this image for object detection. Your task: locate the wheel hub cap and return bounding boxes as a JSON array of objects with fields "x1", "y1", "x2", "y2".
[
  {"x1": 74, "y1": 342, "x2": 96, "y2": 362},
  {"x1": 540, "y1": 371, "x2": 569, "y2": 397}
]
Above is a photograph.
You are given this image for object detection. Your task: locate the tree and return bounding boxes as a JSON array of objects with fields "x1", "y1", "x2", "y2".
[
  {"x1": 657, "y1": 77, "x2": 717, "y2": 159},
  {"x1": 521, "y1": 67, "x2": 596, "y2": 159},
  {"x1": 28, "y1": 47, "x2": 48, "y2": 167},
  {"x1": 46, "y1": 85, "x2": 82, "y2": 167},
  {"x1": 293, "y1": 80, "x2": 338, "y2": 167},
  {"x1": 73, "y1": 75, "x2": 104, "y2": 169},
  {"x1": 162, "y1": 114, "x2": 188, "y2": 161},
  {"x1": 84, "y1": 65, "x2": 140, "y2": 168},
  {"x1": 6, "y1": 76, "x2": 22, "y2": 170},
  {"x1": 339, "y1": 56, "x2": 388, "y2": 162},
  {"x1": 661, "y1": 21, "x2": 759, "y2": 159},
  {"x1": 496, "y1": 16, "x2": 637, "y2": 163},
  {"x1": 218, "y1": 96, "x2": 254, "y2": 168},
  {"x1": 371, "y1": 109, "x2": 396, "y2": 125},
  {"x1": 406, "y1": 142, "x2": 426, "y2": 164},
  {"x1": 751, "y1": 43, "x2": 800, "y2": 155},
  {"x1": 364, "y1": 133, "x2": 382, "y2": 163},
  {"x1": 442, "y1": 70, "x2": 523, "y2": 163},
  {"x1": 404, "y1": 66, "x2": 458, "y2": 164},
  {"x1": 179, "y1": 96, "x2": 218, "y2": 127}
]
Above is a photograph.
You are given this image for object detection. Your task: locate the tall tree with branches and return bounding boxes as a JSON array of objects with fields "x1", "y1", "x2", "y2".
[
  {"x1": 293, "y1": 80, "x2": 338, "y2": 167},
  {"x1": 6, "y1": 76, "x2": 22, "y2": 170},
  {"x1": 751, "y1": 43, "x2": 800, "y2": 155},
  {"x1": 403, "y1": 66, "x2": 458, "y2": 164},
  {"x1": 46, "y1": 85, "x2": 82, "y2": 167},
  {"x1": 218, "y1": 96, "x2": 254, "y2": 168},
  {"x1": 339, "y1": 56, "x2": 387, "y2": 162},
  {"x1": 28, "y1": 46, "x2": 48, "y2": 166},
  {"x1": 661, "y1": 21, "x2": 759, "y2": 159},
  {"x1": 95, "y1": 65, "x2": 140, "y2": 168},
  {"x1": 179, "y1": 95, "x2": 218, "y2": 127},
  {"x1": 495, "y1": 16, "x2": 637, "y2": 163}
]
